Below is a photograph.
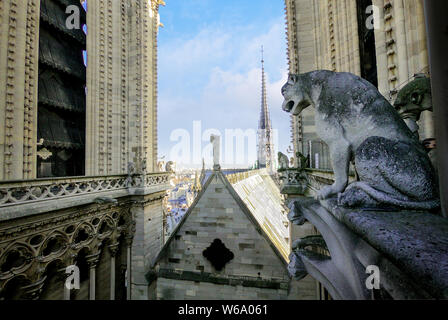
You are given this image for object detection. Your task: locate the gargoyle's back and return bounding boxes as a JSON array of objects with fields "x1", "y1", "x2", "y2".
[{"x1": 310, "y1": 70, "x2": 416, "y2": 144}]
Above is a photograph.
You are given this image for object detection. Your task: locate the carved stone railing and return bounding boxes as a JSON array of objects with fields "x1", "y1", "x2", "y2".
[
  {"x1": 0, "y1": 172, "x2": 171, "y2": 214},
  {"x1": 288, "y1": 198, "x2": 448, "y2": 300}
]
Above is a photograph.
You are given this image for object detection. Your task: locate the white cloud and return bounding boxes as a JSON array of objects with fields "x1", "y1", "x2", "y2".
[{"x1": 158, "y1": 18, "x2": 292, "y2": 167}]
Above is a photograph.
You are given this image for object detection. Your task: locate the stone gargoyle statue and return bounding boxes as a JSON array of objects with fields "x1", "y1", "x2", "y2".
[
  {"x1": 281, "y1": 70, "x2": 439, "y2": 210},
  {"x1": 278, "y1": 152, "x2": 290, "y2": 171},
  {"x1": 296, "y1": 151, "x2": 309, "y2": 170}
]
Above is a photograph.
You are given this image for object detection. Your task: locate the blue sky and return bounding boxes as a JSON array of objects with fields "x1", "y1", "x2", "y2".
[{"x1": 158, "y1": 0, "x2": 291, "y2": 169}]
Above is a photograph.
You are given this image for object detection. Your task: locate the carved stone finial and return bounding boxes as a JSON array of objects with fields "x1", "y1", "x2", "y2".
[{"x1": 210, "y1": 134, "x2": 221, "y2": 170}]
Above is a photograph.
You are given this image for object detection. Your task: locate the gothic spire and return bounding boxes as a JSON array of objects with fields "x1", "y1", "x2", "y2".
[
  {"x1": 257, "y1": 46, "x2": 275, "y2": 171},
  {"x1": 259, "y1": 46, "x2": 271, "y2": 131}
]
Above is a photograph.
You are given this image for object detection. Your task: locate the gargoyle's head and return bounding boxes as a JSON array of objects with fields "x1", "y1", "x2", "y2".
[
  {"x1": 281, "y1": 74, "x2": 311, "y2": 115},
  {"x1": 393, "y1": 76, "x2": 432, "y2": 121}
]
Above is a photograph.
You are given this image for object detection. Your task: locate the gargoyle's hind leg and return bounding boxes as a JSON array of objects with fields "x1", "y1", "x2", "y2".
[{"x1": 339, "y1": 136, "x2": 439, "y2": 209}]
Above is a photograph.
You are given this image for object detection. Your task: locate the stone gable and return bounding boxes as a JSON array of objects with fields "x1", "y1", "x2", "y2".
[
  {"x1": 150, "y1": 171, "x2": 292, "y2": 299},
  {"x1": 158, "y1": 171, "x2": 288, "y2": 280}
]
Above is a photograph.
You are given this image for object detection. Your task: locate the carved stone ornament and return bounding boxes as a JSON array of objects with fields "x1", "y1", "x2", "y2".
[
  {"x1": 36, "y1": 148, "x2": 53, "y2": 160},
  {"x1": 393, "y1": 75, "x2": 432, "y2": 137}
]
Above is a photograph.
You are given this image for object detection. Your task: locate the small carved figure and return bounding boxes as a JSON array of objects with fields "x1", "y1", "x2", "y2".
[
  {"x1": 141, "y1": 158, "x2": 147, "y2": 174},
  {"x1": 125, "y1": 162, "x2": 135, "y2": 187},
  {"x1": 157, "y1": 161, "x2": 165, "y2": 172},
  {"x1": 165, "y1": 161, "x2": 174, "y2": 172},
  {"x1": 281, "y1": 70, "x2": 439, "y2": 210},
  {"x1": 278, "y1": 152, "x2": 289, "y2": 171},
  {"x1": 127, "y1": 162, "x2": 135, "y2": 175},
  {"x1": 296, "y1": 151, "x2": 309, "y2": 170},
  {"x1": 393, "y1": 76, "x2": 432, "y2": 138}
]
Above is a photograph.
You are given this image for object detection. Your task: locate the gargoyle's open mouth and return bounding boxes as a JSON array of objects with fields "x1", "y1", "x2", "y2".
[
  {"x1": 282, "y1": 99, "x2": 296, "y2": 113},
  {"x1": 285, "y1": 100, "x2": 295, "y2": 112}
]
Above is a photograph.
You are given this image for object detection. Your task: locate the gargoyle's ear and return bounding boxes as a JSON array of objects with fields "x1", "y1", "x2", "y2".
[
  {"x1": 288, "y1": 74, "x2": 298, "y2": 84},
  {"x1": 411, "y1": 92, "x2": 423, "y2": 105}
]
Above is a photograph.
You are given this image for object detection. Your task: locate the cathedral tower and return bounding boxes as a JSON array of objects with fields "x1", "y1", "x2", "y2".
[{"x1": 257, "y1": 47, "x2": 275, "y2": 172}]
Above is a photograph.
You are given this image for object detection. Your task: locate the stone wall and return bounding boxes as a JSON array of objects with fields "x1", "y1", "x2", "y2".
[
  {"x1": 85, "y1": 0, "x2": 162, "y2": 175},
  {"x1": 130, "y1": 193, "x2": 165, "y2": 300},
  {"x1": 287, "y1": 275, "x2": 318, "y2": 300},
  {"x1": 155, "y1": 277, "x2": 289, "y2": 300},
  {"x1": 0, "y1": 0, "x2": 40, "y2": 180}
]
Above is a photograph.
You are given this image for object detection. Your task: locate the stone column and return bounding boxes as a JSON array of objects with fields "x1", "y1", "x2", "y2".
[
  {"x1": 56, "y1": 266, "x2": 70, "y2": 300},
  {"x1": 108, "y1": 243, "x2": 119, "y2": 300},
  {"x1": 424, "y1": 0, "x2": 448, "y2": 217},
  {"x1": 125, "y1": 234, "x2": 134, "y2": 300},
  {"x1": 63, "y1": 284, "x2": 70, "y2": 301},
  {"x1": 86, "y1": 254, "x2": 100, "y2": 300}
]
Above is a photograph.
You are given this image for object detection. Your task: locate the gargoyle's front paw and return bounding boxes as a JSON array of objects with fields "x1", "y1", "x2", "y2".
[{"x1": 315, "y1": 186, "x2": 334, "y2": 200}]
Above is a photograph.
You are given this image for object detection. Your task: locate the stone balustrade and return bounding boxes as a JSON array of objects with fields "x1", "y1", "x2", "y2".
[{"x1": 0, "y1": 172, "x2": 171, "y2": 221}]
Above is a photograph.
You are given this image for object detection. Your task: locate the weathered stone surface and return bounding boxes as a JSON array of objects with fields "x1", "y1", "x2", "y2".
[
  {"x1": 336, "y1": 205, "x2": 448, "y2": 299},
  {"x1": 288, "y1": 198, "x2": 448, "y2": 299},
  {"x1": 281, "y1": 70, "x2": 439, "y2": 210},
  {"x1": 287, "y1": 199, "x2": 309, "y2": 225},
  {"x1": 288, "y1": 250, "x2": 308, "y2": 281}
]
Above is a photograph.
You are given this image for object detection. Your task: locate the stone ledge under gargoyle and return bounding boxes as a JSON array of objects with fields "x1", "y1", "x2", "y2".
[{"x1": 288, "y1": 197, "x2": 448, "y2": 300}]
